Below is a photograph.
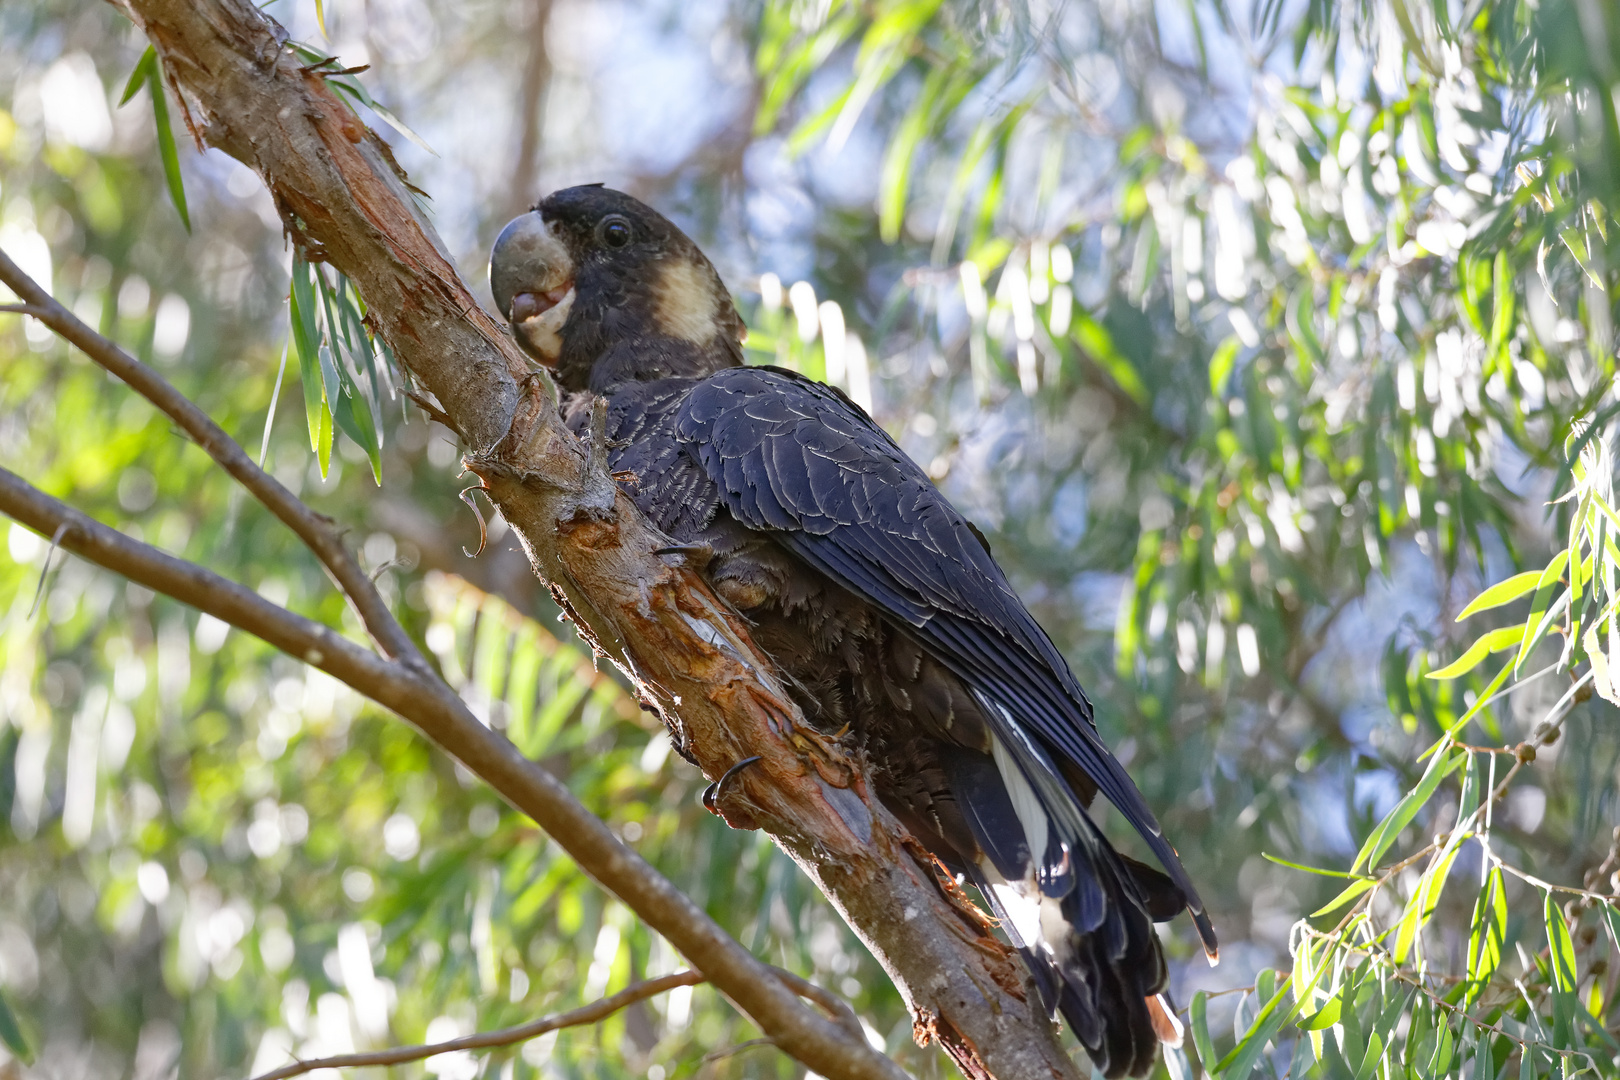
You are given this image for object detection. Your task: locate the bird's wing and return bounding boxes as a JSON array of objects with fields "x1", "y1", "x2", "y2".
[{"x1": 675, "y1": 365, "x2": 1214, "y2": 951}]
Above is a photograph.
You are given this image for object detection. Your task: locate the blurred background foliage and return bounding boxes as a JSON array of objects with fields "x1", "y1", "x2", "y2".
[{"x1": 2, "y1": 0, "x2": 1620, "y2": 1075}]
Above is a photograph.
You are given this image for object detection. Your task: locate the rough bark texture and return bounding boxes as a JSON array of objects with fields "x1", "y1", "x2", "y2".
[{"x1": 112, "y1": 3, "x2": 1087, "y2": 1077}]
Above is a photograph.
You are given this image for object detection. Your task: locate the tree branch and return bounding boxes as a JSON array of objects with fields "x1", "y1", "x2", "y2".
[
  {"x1": 0, "y1": 255, "x2": 422, "y2": 672},
  {"x1": 248, "y1": 970, "x2": 705, "y2": 1080},
  {"x1": 103, "y1": 1, "x2": 1089, "y2": 1075},
  {"x1": 503, "y1": 0, "x2": 553, "y2": 221},
  {"x1": 0, "y1": 467, "x2": 899, "y2": 1080}
]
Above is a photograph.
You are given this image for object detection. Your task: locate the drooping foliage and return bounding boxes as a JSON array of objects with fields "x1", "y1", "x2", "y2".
[{"x1": 2, "y1": 0, "x2": 1620, "y2": 1076}]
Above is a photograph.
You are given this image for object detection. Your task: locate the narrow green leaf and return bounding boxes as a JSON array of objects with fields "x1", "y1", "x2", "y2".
[
  {"x1": 315, "y1": 394, "x2": 334, "y2": 477},
  {"x1": 120, "y1": 46, "x2": 156, "y2": 106},
  {"x1": 1213, "y1": 978, "x2": 1291, "y2": 1079},
  {"x1": 1353, "y1": 1032, "x2": 1383, "y2": 1080},
  {"x1": 1546, "y1": 891, "x2": 1579, "y2": 994},
  {"x1": 1072, "y1": 309, "x2": 1148, "y2": 405},
  {"x1": 0, "y1": 987, "x2": 32, "y2": 1064},
  {"x1": 317, "y1": 344, "x2": 343, "y2": 435},
  {"x1": 1291, "y1": 935, "x2": 1318, "y2": 1019},
  {"x1": 1515, "y1": 550, "x2": 1571, "y2": 672},
  {"x1": 1263, "y1": 853, "x2": 1356, "y2": 878},
  {"x1": 1392, "y1": 886, "x2": 1426, "y2": 966},
  {"x1": 1404, "y1": 998, "x2": 1432, "y2": 1071},
  {"x1": 333, "y1": 388, "x2": 382, "y2": 484},
  {"x1": 325, "y1": 78, "x2": 438, "y2": 157},
  {"x1": 878, "y1": 66, "x2": 947, "y2": 243},
  {"x1": 1427, "y1": 1019, "x2": 1455, "y2": 1077},
  {"x1": 1190, "y1": 991, "x2": 1216, "y2": 1073},
  {"x1": 259, "y1": 337, "x2": 289, "y2": 467},
  {"x1": 1312, "y1": 876, "x2": 1376, "y2": 918},
  {"x1": 314, "y1": 0, "x2": 328, "y2": 37},
  {"x1": 1353, "y1": 749, "x2": 1465, "y2": 873},
  {"x1": 1599, "y1": 900, "x2": 1620, "y2": 956},
  {"x1": 1456, "y1": 570, "x2": 1545, "y2": 621},
  {"x1": 1298, "y1": 996, "x2": 1342, "y2": 1030},
  {"x1": 288, "y1": 257, "x2": 325, "y2": 453},
  {"x1": 336, "y1": 278, "x2": 386, "y2": 443},
  {"x1": 1394, "y1": 845, "x2": 1460, "y2": 963},
  {"x1": 1433, "y1": 659, "x2": 1513, "y2": 745},
  {"x1": 147, "y1": 60, "x2": 190, "y2": 232},
  {"x1": 313, "y1": 271, "x2": 346, "y2": 408},
  {"x1": 1456, "y1": 750, "x2": 1480, "y2": 824},
  {"x1": 1209, "y1": 335, "x2": 1240, "y2": 397},
  {"x1": 1466, "y1": 867, "x2": 1508, "y2": 1004},
  {"x1": 526, "y1": 666, "x2": 592, "y2": 758},
  {"x1": 1427, "y1": 625, "x2": 1525, "y2": 680}
]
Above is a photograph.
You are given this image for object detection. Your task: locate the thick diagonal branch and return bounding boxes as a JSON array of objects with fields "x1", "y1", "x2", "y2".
[{"x1": 107, "y1": 1, "x2": 1087, "y2": 1076}]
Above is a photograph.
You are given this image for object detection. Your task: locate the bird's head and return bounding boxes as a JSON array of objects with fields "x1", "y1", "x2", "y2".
[{"x1": 490, "y1": 185, "x2": 745, "y2": 392}]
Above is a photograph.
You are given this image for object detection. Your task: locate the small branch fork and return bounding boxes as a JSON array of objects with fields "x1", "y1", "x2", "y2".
[
  {"x1": 0, "y1": 273, "x2": 902, "y2": 1080},
  {"x1": 247, "y1": 971, "x2": 705, "y2": 1080},
  {"x1": 0, "y1": 272, "x2": 419, "y2": 672},
  {"x1": 1267, "y1": 666, "x2": 1618, "y2": 1068}
]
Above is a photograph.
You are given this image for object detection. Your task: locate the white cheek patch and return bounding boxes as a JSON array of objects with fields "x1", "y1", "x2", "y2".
[
  {"x1": 653, "y1": 259, "x2": 720, "y2": 344},
  {"x1": 515, "y1": 287, "x2": 575, "y2": 364}
]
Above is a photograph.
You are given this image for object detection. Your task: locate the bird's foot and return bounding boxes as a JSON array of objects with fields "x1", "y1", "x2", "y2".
[
  {"x1": 701, "y1": 755, "x2": 763, "y2": 830},
  {"x1": 654, "y1": 542, "x2": 715, "y2": 571}
]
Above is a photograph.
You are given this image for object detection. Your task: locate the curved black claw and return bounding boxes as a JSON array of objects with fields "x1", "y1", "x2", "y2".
[
  {"x1": 701, "y1": 755, "x2": 763, "y2": 816},
  {"x1": 654, "y1": 542, "x2": 715, "y2": 571}
]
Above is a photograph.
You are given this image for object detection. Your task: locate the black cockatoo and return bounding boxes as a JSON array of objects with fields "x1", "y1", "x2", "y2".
[{"x1": 489, "y1": 185, "x2": 1217, "y2": 1078}]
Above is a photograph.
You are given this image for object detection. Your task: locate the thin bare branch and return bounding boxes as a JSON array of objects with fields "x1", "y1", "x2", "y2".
[
  {"x1": 700, "y1": 1038, "x2": 777, "y2": 1066},
  {"x1": 248, "y1": 970, "x2": 705, "y2": 1080},
  {"x1": 504, "y1": 0, "x2": 553, "y2": 220},
  {"x1": 769, "y1": 965, "x2": 868, "y2": 1046},
  {"x1": 0, "y1": 252, "x2": 423, "y2": 672},
  {"x1": 0, "y1": 465, "x2": 902, "y2": 1080}
]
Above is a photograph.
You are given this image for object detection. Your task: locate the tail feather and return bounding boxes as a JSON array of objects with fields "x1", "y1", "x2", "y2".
[{"x1": 943, "y1": 708, "x2": 1185, "y2": 1079}]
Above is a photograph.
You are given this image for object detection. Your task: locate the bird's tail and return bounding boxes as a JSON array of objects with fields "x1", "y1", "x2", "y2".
[{"x1": 942, "y1": 729, "x2": 1185, "y2": 1078}]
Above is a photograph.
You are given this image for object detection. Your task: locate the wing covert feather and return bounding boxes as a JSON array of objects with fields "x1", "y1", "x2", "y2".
[{"x1": 674, "y1": 366, "x2": 1213, "y2": 946}]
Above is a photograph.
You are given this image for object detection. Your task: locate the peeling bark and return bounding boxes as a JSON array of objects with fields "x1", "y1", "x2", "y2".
[{"x1": 111, "y1": 3, "x2": 1087, "y2": 1077}]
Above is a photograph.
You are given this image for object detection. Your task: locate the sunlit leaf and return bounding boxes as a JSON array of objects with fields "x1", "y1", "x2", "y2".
[
  {"x1": 1264, "y1": 853, "x2": 1356, "y2": 877},
  {"x1": 1455, "y1": 570, "x2": 1545, "y2": 621},
  {"x1": 1190, "y1": 990, "x2": 1216, "y2": 1072},
  {"x1": 1515, "y1": 550, "x2": 1572, "y2": 673},
  {"x1": 1213, "y1": 977, "x2": 1291, "y2": 1079},
  {"x1": 1209, "y1": 335, "x2": 1240, "y2": 397},
  {"x1": 1427, "y1": 625, "x2": 1525, "y2": 680},
  {"x1": 1546, "y1": 891, "x2": 1579, "y2": 994},
  {"x1": 288, "y1": 254, "x2": 327, "y2": 454},
  {"x1": 1466, "y1": 867, "x2": 1508, "y2": 1005},
  {"x1": 1353, "y1": 749, "x2": 1465, "y2": 874},
  {"x1": 119, "y1": 46, "x2": 155, "y2": 106},
  {"x1": 136, "y1": 50, "x2": 191, "y2": 232}
]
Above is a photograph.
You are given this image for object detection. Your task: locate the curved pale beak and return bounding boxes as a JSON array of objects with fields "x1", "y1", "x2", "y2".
[{"x1": 490, "y1": 211, "x2": 576, "y2": 366}]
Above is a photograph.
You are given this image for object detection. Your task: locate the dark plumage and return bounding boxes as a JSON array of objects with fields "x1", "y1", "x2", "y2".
[{"x1": 490, "y1": 185, "x2": 1217, "y2": 1078}]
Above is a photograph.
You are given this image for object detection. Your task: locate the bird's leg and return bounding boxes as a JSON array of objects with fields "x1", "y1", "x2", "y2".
[{"x1": 701, "y1": 754, "x2": 763, "y2": 823}]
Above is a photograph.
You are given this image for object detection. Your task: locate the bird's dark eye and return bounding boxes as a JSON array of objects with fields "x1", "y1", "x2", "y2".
[{"x1": 600, "y1": 216, "x2": 633, "y2": 249}]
